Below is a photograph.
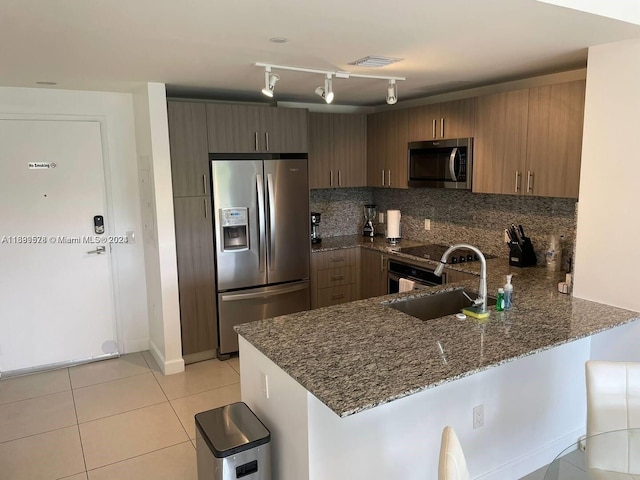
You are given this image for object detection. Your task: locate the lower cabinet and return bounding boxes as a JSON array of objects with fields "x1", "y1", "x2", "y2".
[
  {"x1": 173, "y1": 196, "x2": 218, "y2": 358},
  {"x1": 444, "y1": 268, "x2": 477, "y2": 284},
  {"x1": 311, "y1": 248, "x2": 360, "y2": 309},
  {"x1": 360, "y1": 247, "x2": 388, "y2": 299}
]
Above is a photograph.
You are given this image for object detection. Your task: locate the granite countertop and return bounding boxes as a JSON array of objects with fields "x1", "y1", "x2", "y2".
[{"x1": 237, "y1": 236, "x2": 640, "y2": 418}]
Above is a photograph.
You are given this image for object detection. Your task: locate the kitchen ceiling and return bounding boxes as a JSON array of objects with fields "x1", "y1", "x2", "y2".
[{"x1": 2, "y1": 0, "x2": 640, "y2": 106}]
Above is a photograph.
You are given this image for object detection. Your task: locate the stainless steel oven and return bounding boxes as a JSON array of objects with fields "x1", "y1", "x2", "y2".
[{"x1": 387, "y1": 260, "x2": 446, "y2": 294}]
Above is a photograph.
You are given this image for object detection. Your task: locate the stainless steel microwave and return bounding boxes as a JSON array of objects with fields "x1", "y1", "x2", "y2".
[{"x1": 408, "y1": 138, "x2": 473, "y2": 189}]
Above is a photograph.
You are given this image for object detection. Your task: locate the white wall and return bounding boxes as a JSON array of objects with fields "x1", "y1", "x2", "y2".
[
  {"x1": 573, "y1": 38, "x2": 640, "y2": 312},
  {"x1": 0, "y1": 86, "x2": 149, "y2": 353},
  {"x1": 132, "y1": 83, "x2": 184, "y2": 375}
]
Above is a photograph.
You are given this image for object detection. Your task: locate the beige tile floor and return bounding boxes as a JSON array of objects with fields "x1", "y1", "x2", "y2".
[{"x1": 0, "y1": 352, "x2": 241, "y2": 480}]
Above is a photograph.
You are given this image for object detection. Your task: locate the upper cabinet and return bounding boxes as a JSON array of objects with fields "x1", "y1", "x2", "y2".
[
  {"x1": 408, "y1": 98, "x2": 476, "y2": 141},
  {"x1": 206, "y1": 104, "x2": 308, "y2": 153},
  {"x1": 473, "y1": 80, "x2": 585, "y2": 199},
  {"x1": 473, "y1": 89, "x2": 529, "y2": 195},
  {"x1": 168, "y1": 101, "x2": 210, "y2": 197},
  {"x1": 525, "y1": 80, "x2": 585, "y2": 198},
  {"x1": 308, "y1": 112, "x2": 366, "y2": 189},
  {"x1": 366, "y1": 109, "x2": 408, "y2": 188}
]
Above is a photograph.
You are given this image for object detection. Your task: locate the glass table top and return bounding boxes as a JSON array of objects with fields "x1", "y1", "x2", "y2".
[{"x1": 544, "y1": 428, "x2": 640, "y2": 479}]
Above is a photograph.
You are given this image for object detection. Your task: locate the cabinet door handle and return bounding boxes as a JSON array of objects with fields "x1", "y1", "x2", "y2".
[
  {"x1": 203, "y1": 198, "x2": 208, "y2": 219},
  {"x1": 388, "y1": 169, "x2": 391, "y2": 187},
  {"x1": 441, "y1": 118, "x2": 445, "y2": 138},
  {"x1": 338, "y1": 170, "x2": 342, "y2": 187},
  {"x1": 330, "y1": 275, "x2": 345, "y2": 281},
  {"x1": 331, "y1": 293, "x2": 345, "y2": 300},
  {"x1": 265, "y1": 132, "x2": 269, "y2": 151},
  {"x1": 432, "y1": 119, "x2": 437, "y2": 139},
  {"x1": 254, "y1": 132, "x2": 259, "y2": 151},
  {"x1": 527, "y1": 171, "x2": 534, "y2": 193},
  {"x1": 515, "y1": 171, "x2": 521, "y2": 193},
  {"x1": 381, "y1": 169, "x2": 385, "y2": 187},
  {"x1": 380, "y1": 255, "x2": 385, "y2": 272},
  {"x1": 330, "y1": 170, "x2": 334, "y2": 187},
  {"x1": 329, "y1": 258, "x2": 344, "y2": 263},
  {"x1": 202, "y1": 174, "x2": 207, "y2": 195}
]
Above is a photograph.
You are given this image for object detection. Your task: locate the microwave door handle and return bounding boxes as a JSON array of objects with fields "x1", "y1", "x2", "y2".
[
  {"x1": 256, "y1": 174, "x2": 266, "y2": 272},
  {"x1": 449, "y1": 147, "x2": 458, "y2": 182}
]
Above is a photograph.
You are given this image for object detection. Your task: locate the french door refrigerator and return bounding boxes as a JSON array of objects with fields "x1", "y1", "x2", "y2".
[{"x1": 211, "y1": 155, "x2": 310, "y2": 356}]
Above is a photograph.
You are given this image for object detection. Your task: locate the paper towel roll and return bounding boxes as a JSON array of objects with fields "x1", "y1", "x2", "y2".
[{"x1": 386, "y1": 210, "x2": 401, "y2": 239}]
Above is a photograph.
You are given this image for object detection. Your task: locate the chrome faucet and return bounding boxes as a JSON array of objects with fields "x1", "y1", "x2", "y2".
[{"x1": 434, "y1": 244, "x2": 488, "y2": 313}]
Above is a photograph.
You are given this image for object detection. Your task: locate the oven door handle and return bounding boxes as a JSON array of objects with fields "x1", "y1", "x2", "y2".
[{"x1": 449, "y1": 147, "x2": 459, "y2": 182}]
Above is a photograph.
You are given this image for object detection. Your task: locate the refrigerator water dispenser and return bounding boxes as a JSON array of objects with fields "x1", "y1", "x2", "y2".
[{"x1": 220, "y1": 207, "x2": 249, "y2": 251}]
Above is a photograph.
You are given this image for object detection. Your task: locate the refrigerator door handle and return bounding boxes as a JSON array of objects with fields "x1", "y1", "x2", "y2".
[
  {"x1": 266, "y1": 172, "x2": 276, "y2": 271},
  {"x1": 220, "y1": 282, "x2": 308, "y2": 302},
  {"x1": 256, "y1": 173, "x2": 266, "y2": 272}
]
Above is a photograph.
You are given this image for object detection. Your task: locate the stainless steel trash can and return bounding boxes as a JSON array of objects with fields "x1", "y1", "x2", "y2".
[{"x1": 195, "y1": 402, "x2": 271, "y2": 480}]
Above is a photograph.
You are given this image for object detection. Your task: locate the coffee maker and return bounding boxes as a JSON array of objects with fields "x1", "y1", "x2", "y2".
[
  {"x1": 362, "y1": 204, "x2": 377, "y2": 237},
  {"x1": 310, "y1": 212, "x2": 322, "y2": 244}
]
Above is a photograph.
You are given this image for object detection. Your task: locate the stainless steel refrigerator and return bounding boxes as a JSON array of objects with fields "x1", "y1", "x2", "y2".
[{"x1": 210, "y1": 155, "x2": 310, "y2": 356}]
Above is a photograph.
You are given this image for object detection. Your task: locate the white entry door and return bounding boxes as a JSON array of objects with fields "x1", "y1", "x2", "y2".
[{"x1": 0, "y1": 119, "x2": 118, "y2": 374}]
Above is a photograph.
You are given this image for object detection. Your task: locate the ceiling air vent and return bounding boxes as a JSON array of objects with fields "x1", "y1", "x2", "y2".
[{"x1": 348, "y1": 56, "x2": 403, "y2": 68}]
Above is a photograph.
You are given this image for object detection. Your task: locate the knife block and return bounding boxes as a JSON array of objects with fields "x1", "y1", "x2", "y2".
[{"x1": 508, "y1": 238, "x2": 537, "y2": 267}]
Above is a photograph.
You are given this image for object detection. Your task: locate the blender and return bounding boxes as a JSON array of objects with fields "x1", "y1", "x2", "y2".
[{"x1": 362, "y1": 204, "x2": 377, "y2": 237}]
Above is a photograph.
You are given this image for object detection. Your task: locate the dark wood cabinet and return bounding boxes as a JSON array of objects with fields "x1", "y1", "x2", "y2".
[
  {"x1": 311, "y1": 248, "x2": 360, "y2": 308},
  {"x1": 408, "y1": 98, "x2": 475, "y2": 141},
  {"x1": 359, "y1": 248, "x2": 388, "y2": 299},
  {"x1": 173, "y1": 196, "x2": 218, "y2": 356},
  {"x1": 366, "y1": 109, "x2": 408, "y2": 188},
  {"x1": 309, "y1": 112, "x2": 366, "y2": 189},
  {"x1": 206, "y1": 104, "x2": 308, "y2": 153},
  {"x1": 168, "y1": 101, "x2": 210, "y2": 197},
  {"x1": 473, "y1": 80, "x2": 585, "y2": 198}
]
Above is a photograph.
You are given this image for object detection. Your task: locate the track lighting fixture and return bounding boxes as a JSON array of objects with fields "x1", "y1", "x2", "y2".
[
  {"x1": 386, "y1": 79, "x2": 397, "y2": 105},
  {"x1": 255, "y1": 62, "x2": 405, "y2": 104},
  {"x1": 315, "y1": 75, "x2": 334, "y2": 104},
  {"x1": 261, "y1": 68, "x2": 280, "y2": 97}
]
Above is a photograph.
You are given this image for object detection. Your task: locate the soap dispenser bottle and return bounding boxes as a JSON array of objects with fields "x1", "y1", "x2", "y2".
[{"x1": 503, "y1": 274, "x2": 513, "y2": 310}]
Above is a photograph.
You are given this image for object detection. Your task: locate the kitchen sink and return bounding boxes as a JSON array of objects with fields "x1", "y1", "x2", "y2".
[{"x1": 387, "y1": 288, "x2": 497, "y2": 321}]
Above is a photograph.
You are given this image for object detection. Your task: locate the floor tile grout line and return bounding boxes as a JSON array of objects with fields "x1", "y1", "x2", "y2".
[
  {"x1": 77, "y1": 399, "x2": 170, "y2": 426},
  {"x1": 70, "y1": 368, "x2": 152, "y2": 391},
  {"x1": 0, "y1": 422, "x2": 78, "y2": 446},
  {"x1": 167, "y1": 380, "x2": 241, "y2": 403},
  {"x1": 71, "y1": 370, "x2": 156, "y2": 394},
  {"x1": 0, "y1": 385, "x2": 73, "y2": 407},
  {"x1": 84, "y1": 439, "x2": 194, "y2": 473},
  {"x1": 167, "y1": 393, "x2": 192, "y2": 440},
  {"x1": 68, "y1": 367, "x2": 89, "y2": 474}
]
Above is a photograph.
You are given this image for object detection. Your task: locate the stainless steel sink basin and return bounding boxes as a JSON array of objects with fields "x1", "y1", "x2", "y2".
[{"x1": 387, "y1": 288, "x2": 497, "y2": 321}]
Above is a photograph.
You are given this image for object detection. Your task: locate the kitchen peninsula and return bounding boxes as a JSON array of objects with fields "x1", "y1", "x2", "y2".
[{"x1": 236, "y1": 242, "x2": 639, "y2": 480}]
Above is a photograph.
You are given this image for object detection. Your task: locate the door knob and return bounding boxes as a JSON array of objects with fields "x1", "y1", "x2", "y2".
[{"x1": 87, "y1": 246, "x2": 106, "y2": 255}]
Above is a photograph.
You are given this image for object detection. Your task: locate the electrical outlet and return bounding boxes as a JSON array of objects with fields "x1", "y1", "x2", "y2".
[
  {"x1": 379, "y1": 212, "x2": 385, "y2": 223},
  {"x1": 504, "y1": 230, "x2": 510, "y2": 243},
  {"x1": 473, "y1": 404, "x2": 484, "y2": 429},
  {"x1": 424, "y1": 219, "x2": 431, "y2": 231},
  {"x1": 261, "y1": 372, "x2": 270, "y2": 399}
]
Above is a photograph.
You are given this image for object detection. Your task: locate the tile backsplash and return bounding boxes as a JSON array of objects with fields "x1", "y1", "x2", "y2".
[{"x1": 311, "y1": 187, "x2": 577, "y2": 269}]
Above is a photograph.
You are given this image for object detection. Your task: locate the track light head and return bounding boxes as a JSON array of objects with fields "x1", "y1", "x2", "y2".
[
  {"x1": 386, "y1": 79, "x2": 397, "y2": 105},
  {"x1": 261, "y1": 70, "x2": 280, "y2": 97},
  {"x1": 315, "y1": 75, "x2": 334, "y2": 104}
]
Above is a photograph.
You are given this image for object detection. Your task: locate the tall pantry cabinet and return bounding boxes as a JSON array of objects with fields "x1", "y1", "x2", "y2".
[{"x1": 167, "y1": 101, "x2": 218, "y2": 360}]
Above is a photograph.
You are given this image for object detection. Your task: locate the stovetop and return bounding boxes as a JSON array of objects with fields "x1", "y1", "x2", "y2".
[{"x1": 397, "y1": 244, "x2": 496, "y2": 264}]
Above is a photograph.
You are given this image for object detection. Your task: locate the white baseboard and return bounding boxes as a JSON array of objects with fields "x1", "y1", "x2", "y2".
[
  {"x1": 474, "y1": 427, "x2": 586, "y2": 480},
  {"x1": 148, "y1": 339, "x2": 185, "y2": 375}
]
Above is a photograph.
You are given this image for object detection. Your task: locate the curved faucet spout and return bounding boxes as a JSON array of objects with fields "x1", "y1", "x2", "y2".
[{"x1": 434, "y1": 243, "x2": 488, "y2": 313}]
